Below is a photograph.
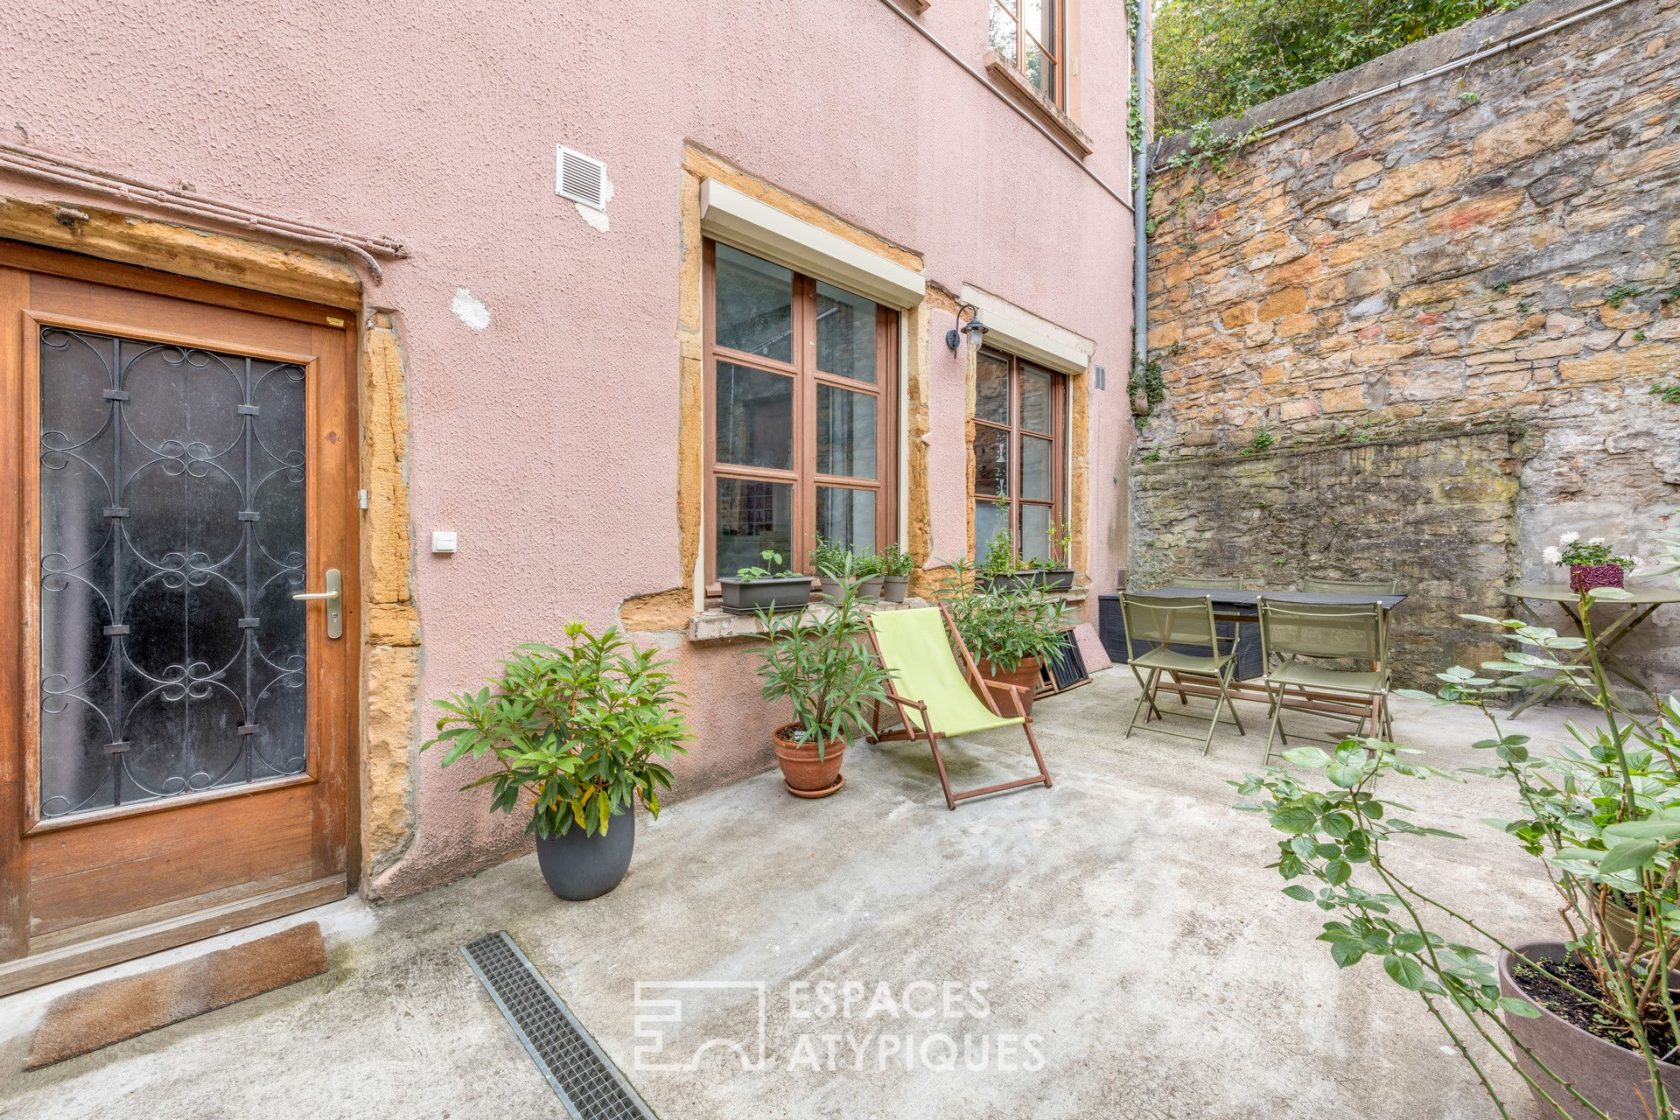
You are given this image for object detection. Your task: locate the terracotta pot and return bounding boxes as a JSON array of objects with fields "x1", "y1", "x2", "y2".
[
  {"x1": 771, "y1": 724, "x2": 847, "y2": 796},
  {"x1": 1601, "y1": 897, "x2": 1680, "y2": 956},
  {"x1": 1570, "y1": 563, "x2": 1625, "y2": 593},
  {"x1": 974, "y1": 656, "x2": 1041, "y2": 717},
  {"x1": 1499, "y1": 941, "x2": 1680, "y2": 1119}
]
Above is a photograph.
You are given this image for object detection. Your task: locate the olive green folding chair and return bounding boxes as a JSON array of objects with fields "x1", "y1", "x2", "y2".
[
  {"x1": 865, "y1": 606, "x2": 1053, "y2": 811},
  {"x1": 1301, "y1": 575, "x2": 1399, "y2": 595},
  {"x1": 1256, "y1": 598, "x2": 1393, "y2": 763},
  {"x1": 1120, "y1": 593, "x2": 1245, "y2": 754},
  {"x1": 1174, "y1": 576, "x2": 1244, "y2": 589}
]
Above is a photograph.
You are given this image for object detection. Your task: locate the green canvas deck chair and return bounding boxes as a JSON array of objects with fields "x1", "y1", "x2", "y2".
[
  {"x1": 1120, "y1": 593, "x2": 1245, "y2": 754},
  {"x1": 1257, "y1": 598, "x2": 1393, "y2": 763},
  {"x1": 866, "y1": 606, "x2": 1053, "y2": 811}
]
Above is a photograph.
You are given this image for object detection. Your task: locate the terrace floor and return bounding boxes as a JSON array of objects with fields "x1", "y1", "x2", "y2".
[{"x1": 1, "y1": 668, "x2": 1589, "y2": 1119}]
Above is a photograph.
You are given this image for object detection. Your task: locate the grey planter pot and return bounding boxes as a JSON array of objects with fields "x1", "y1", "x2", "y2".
[
  {"x1": 718, "y1": 576, "x2": 812, "y2": 614},
  {"x1": 977, "y1": 572, "x2": 1034, "y2": 593},
  {"x1": 535, "y1": 806, "x2": 635, "y2": 901},
  {"x1": 858, "y1": 575, "x2": 885, "y2": 600},
  {"x1": 1499, "y1": 940, "x2": 1680, "y2": 1119},
  {"x1": 1035, "y1": 568, "x2": 1075, "y2": 592},
  {"x1": 819, "y1": 575, "x2": 843, "y2": 601},
  {"x1": 881, "y1": 574, "x2": 910, "y2": 603}
]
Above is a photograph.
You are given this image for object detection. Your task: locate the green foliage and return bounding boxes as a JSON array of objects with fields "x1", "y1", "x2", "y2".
[
  {"x1": 881, "y1": 541, "x2": 915, "y2": 579},
  {"x1": 1131, "y1": 356, "x2": 1168, "y2": 410},
  {"x1": 1154, "y1": 0, "x2": 1528, "y2": 133},
  {"x1": 980, "y1": 524, "x2": 1019, "y2": 578},
  {"x1": 812, "y1": 537, "x2": 882, "y2": 579},
  {"x1": 1652, "y1": 383, "x2": 1680, "y2": 405},
  {"x1": 754, "y1": 574, "x2": 894, "y2": 758},
  {"x1": 424, "y1": 625, "x2": 688, "y2": 838},
  {"x1": 735, "y1": 549, "x2": 797, "y2": 582},
  {"x1": 1490, "y1": 280, "x2": 1512, "y2": 295},
  {"x1": 1141, "y1": 447, "x2": 1163, "y2": 464},
  {"x1": 1236, "y1": 523, "x2": 1680, "y2": 1116},
  {"x1": 1606, "y1": 284, "x2": 1642, "y2": 309},
  {"x1": 1545, "y1": 530, "x2": 1637, "y2": 571},
  {"x1": 1240, "y1": 428, "x2": 1276, "y2": 455},
  {"x1": 938, "y1": 561, "x2": 1070, "y2": 673}
]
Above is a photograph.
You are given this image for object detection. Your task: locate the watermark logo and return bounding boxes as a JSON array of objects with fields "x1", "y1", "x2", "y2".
[
  {"x1": 631, "y1": 979, "x2": 1043, "y2": 1074},
  {"x1": 632, "y1": 981, "x2": 768, "y2": 1072}
]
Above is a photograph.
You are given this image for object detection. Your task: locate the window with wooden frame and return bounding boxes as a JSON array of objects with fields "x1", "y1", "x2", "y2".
[
  {"x1": 704, "y1": 241, "x2": 897, "y2": 585},
  {"x1": 988, "y1": 0, "x2": 1066, "y2": 106},
  {"x1": 973, "y1": 348, "x2": 1067, "y2": 565}
]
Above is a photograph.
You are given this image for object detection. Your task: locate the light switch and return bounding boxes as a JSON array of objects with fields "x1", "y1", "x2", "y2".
[{"x1": 431, "y1": 531, "x2": 458, "y2": 554}]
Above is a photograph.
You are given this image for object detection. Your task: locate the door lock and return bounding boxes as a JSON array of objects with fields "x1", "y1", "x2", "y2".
[{"x1": 292, "y1": 568, "x2": 343, "y2": 639}]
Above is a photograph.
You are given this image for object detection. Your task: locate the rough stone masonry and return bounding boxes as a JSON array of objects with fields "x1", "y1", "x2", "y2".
[{"x1": 1135, "y1": 0, "x2": 1680, "y2": 690}]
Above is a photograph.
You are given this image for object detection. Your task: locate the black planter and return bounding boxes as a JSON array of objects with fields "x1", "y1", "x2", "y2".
[
  {"x1": 718, "y1": 576, "x2": 812, "y2": 614},
  {"x1": 535, "y1": 806, "x2": 635, "y2": 900},
  {"x1": 977, "y1": 572, "x2": 1034, "y2": 593},
  {"x1": 1035, "y1": 568, "x2": 1075, "y2": 592}
]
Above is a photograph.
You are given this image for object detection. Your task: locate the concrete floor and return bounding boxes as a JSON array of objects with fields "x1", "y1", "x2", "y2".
[{"x1": 1, "y1": 668, "x2": 1593, "y2": 1119}]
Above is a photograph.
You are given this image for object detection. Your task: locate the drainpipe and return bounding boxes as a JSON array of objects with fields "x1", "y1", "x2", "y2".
[{"x1": 1131, "y1": 0, "x2": 1151, "y2": 417}]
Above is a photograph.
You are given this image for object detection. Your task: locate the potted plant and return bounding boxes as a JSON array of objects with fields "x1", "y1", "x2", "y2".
[
  {"x1": 939, "y1": 562, "x2": 1068, "y2": 716},
  {"x1": 423, "y1": 625, "x2": 688, "y2": 901},
  {"x1": 977, "y1": 529, "x2": 1031, "y2": 592},
  {"x1": 755, "y1": 573, "x2": 893, "y2": 798},
  {"x1": 880, "y1": 542, "x2": 914, "y2": 603},
  {"x1": 718, "y1": 549, "x2": 811, "y2": 614},
  {"x1": 1236, "y1": 525, "x2": 1680, "y2": 1119},
  {"x1": 1028, "y1": 521, "x2": 1077, "y2": 592},
  {"x1": 811, "y1": 537, "x2": 851, "y2": 600},
  {"x1": 1544, "y1": 530, "x2": 1639, "y2": 593},
  {"x1": 854, "y1": 551, "x2": 886, "y2": 600}
]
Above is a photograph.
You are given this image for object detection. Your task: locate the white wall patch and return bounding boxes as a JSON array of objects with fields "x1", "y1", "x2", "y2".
[
  {"x1": 575, "y1": 167, "x2": 613, "y2": 233},
  {"x1": 451, "y1": 288, "x2": 491, "y2": 331}
]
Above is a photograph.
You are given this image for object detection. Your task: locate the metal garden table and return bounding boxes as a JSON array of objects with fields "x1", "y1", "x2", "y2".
[
  {"x1": 1140, "y1": 587, "x2": 1407, "y2": 722},
  {"x1": 1503, "y1": 584, "x2": 1680, "y2": 716}
]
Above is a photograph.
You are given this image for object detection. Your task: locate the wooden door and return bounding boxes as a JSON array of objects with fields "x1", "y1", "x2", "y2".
[{"x1": 0, "y1": 243, "x2": 359, "y2": 994}]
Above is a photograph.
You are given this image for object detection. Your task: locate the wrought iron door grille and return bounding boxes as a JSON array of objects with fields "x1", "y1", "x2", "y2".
[{"x1": 461, "y1": 932, "x2": 657, "y2": 1120}]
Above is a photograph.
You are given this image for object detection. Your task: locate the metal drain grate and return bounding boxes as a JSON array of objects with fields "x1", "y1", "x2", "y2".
[{"x1": 462, "y1": 932, "x2": 657, "y2": 1120}]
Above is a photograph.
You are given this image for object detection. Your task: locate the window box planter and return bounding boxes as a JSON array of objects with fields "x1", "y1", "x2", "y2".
[
  {"x1": 719, "y1": 576, "x2": 813, "y2": 615},
  {"x1": 979, "y1": 569, "x2": 1074, "y2": 593}
]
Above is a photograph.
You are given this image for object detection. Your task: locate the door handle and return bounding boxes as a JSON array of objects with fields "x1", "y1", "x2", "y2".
[{"x1": 292, "y1": 568, "x2": 343, "y2": 639}]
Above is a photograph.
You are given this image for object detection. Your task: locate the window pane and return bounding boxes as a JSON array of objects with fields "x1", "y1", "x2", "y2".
[
  {"x1": 988, "y1": 2, "x2": 1017, "y2": 58},
  {"x1": 974, "y1": 425, "x2": 1009, "y2": 497},
  {"x1": 1022, "y1": 435, "x2": 1053, "y2": 500},
  {"x1": 715, "y1": 362, "x2": 793, "y2": 470},
  {"x1": 815, "y1": 283, "x2": 877, "y2": 384},
  {"x1": 1020, "y1": 366, "x2": 1053, "y2": 433},
  {"x1": 716, "y1": 478, "x2": 792, "y2": 577},
  {"x1": 816, "y1": 487, "x2": 877, "y2": 557},
  {"x1": 976, "y1": 499, "x2": 1009, "y2": 559},
  {"x1": 1025, "y1": 37, "x2": 1049, "y2": 97},
  {"x1": 977, "y1": 351, "x2": 1010, "y2": 424},
  {"x1": 715, "y1": 244, "x2": 793, "y2": 362},
  {"x1": 1020, "y1": 504, "x2": 1052, "y2": 564},
  {"x1": 816, "y1": 385, "x2": 877, "y2": 480},
  {"x1": 1022, "y1": 0, "x2": 1048, "y2": 40}
]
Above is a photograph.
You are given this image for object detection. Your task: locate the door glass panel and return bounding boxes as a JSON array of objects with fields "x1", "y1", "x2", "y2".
[
  {"x1": 976, "y1": 351, "x2": 1011, "y2": 425},
  {"x1": 1020, "y1": 505, "x2": 1052, "y2": 564},
  {"x1": 716, "y1": 477, "x2": 792, "y2": 577},
  {"x1": 816, "y1": 385, "x2": 877, "y2": 479},
  {"x1": 975, "y1": 500, "x2": 1009, "y2": 558},
  {"x1": 715, "y1": 362, "x2": 794, "y2": 470},
  {"x1": 1022, "y1": 435, "x2": 1053, "y2": 501},
  {"x1": 815, "y1": 283, "x2": 877, "y2": 384},
  {"x1": 973, "y1": 426, "x2": 1009, "y2": 497},
  {"x1": 816, "y1": 486, "x2": 877, "y2": 557},
  {"x1": 1020, "y1": 366, "x2": 1053, "y2": 433},
  {"x1": 714, "y1": 245, "x2": 794, "y2": 363},
  {"x1": 37, "y1": 327, "x2": 308, "y2": 820}
]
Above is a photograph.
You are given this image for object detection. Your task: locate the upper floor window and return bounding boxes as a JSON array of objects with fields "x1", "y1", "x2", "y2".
[
  {"x1": 988, "y1": 0, "x2": 1065, "y2": 106},
  {"x1": 973, "y1": 348, "x2": 1066, "y2": 564},
  {"x1": 705, "y1": 242, "x2": 897, "y2": 584}
]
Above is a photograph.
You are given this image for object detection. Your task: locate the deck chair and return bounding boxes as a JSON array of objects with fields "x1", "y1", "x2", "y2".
[
  {"x1": 1301, "y1": 575, "x2": 1399, "y2": 595},
  {"x1": 1120, "y1": 593, "x2": 1245, "y2": 754},
  {"x1": 1257, "y1": 598, "x2": 1392, "y2": 763},
  {"x1": 866, "y1": 606, "x2": 1052, "y2": 811}
]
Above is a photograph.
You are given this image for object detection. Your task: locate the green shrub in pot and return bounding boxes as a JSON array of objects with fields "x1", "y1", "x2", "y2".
[
  {"x1": 1235, "y1": 526, "x2": 1680, "y2": 1118},
  {"x1": 937, "y1": 560, "x2": 1068, "y2": 714},
  {"x1": 881, "y1": 542, "x2": 915, "y2": 603},
  {"x1": 423, "y1": 624, "x2": 689, "y2": 899}
]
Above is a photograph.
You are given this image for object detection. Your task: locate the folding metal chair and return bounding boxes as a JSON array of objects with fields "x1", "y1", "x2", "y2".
[
  {"x1": 865, "y1": 606, "x2": 1053, "y2": 811},
  {"x1": 1301, "y1": 575, "x2": 1399, "y2": 595},
  {"x1": 1257, "y1": 598, "x2": 1393, "y2": 763},
  {"x1": 1120, "y1": 593, "x2": 1245, "y2": 754},
  {"x1": 1174, "y1": 576, "x2": 1244, "y2": 589}
]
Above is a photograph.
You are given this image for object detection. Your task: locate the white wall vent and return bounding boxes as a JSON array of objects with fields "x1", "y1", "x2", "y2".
[{"x1": 556, "y1": 146, "x2": 608, "y2": 211}]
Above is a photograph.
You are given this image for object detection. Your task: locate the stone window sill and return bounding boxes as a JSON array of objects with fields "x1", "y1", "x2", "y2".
[
  {"x1": 689, "y1": 585, "x2": 1089, "y2": 643},
  {"x1": 983, "y1": 52, "x2": 1094, "y2": 157},
  {"x1": 899, "y1": 0, "x2": 930, "y2": 11}
]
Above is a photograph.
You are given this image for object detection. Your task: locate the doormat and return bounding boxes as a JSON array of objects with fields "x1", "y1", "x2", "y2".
[
  {"x1": 27, "y1": 921, "x2": 327, "y2": 1069},
  {"x1": 462, "y1": 931, "x2": 656, "y2": 1120}
]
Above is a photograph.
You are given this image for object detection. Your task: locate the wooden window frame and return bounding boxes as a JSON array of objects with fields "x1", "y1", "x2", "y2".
[
  {"x1": 702, "y1": 240, "x2": 898, "y2": 591},
  {"x1": 973, "y1": 348, "x2": 1068, "y2": 564},
  {"x1": 989, "y1": 0, "x2": 1067, "y2": 108}
]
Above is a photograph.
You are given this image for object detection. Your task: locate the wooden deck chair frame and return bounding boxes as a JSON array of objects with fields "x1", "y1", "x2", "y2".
[{"x1": 865, "y1": 604, "x2": 1053, "y2": 811}]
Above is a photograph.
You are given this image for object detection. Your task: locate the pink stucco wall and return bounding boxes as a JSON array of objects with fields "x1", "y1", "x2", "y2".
[{"x1": 2, "y1": 0, "x2": 1136, "y2": 893}]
